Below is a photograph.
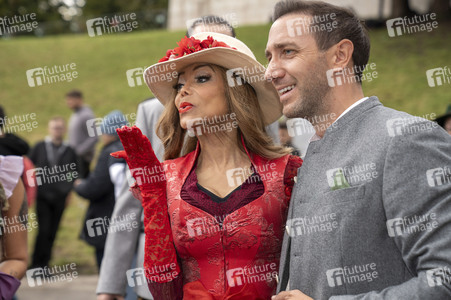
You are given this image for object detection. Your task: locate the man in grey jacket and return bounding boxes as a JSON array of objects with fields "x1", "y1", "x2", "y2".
[
  {"x1": 265, "y1": 1, "x2": 451, "y2": 299},
  {"x1": 66, "y1": 89, "x2": 98, "y2": 178}
]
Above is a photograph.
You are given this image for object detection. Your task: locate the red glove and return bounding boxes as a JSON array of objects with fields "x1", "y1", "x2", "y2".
[{"x1": 111, "y1": 126, "x2": 181, "y2": 283}]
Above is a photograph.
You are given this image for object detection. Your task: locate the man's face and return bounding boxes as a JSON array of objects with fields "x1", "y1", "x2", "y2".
[
  {"x1": 48, "y1": 119, "x2": 65, "y2": 140},
  {"x1": 265, "y1": 14, "x2": 332, "y2": 120},
  {"x1": 66, "y1": 96, "x2": 81, "y2": 110}
]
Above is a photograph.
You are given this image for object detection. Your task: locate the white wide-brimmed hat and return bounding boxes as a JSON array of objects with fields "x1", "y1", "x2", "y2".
[{"x1": 143, "y1": 32, "x2": 282, "y2": 125}]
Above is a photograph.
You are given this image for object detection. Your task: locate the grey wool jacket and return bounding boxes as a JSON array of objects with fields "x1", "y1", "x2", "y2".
[{"x1": 278, "y1": 96, "x2": 451, "y2": 299}]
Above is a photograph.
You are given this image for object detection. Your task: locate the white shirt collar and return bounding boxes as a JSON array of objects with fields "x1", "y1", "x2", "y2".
[{"x1": 333, "y1": 96, "x2": 369, "y2": 124}]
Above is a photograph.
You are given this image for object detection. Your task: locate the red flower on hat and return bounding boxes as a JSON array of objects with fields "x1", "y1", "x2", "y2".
[{"x1": 158, "y1": 36, "x2": 236, "y2": 62}]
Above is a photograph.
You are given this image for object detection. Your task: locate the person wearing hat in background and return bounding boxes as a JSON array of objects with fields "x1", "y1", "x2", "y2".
[
  {"x1": 435, "y1": 104, "x2": 451, "y2": 135},
  {"x1": 74, "y1": 110, "x2": 127, "y2": 270},
  {"x1": 28, "y1": 116, "x2": 78, "y2": 270},
  {"x1": 112, "y1": 32, "x2": 302, "y2": 299}
]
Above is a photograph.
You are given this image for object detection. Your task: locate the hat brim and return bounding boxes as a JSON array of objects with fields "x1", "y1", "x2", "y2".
[{"x1": 143, "y1": 47, "x2": 282, "y2": 125}]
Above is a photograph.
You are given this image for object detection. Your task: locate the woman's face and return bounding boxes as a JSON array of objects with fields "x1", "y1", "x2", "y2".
[{"x1": 174, "y1": 63, "x2": 228, "y2": 131}]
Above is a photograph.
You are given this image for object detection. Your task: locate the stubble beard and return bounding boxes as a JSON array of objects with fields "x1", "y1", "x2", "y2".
[{"x1": 284, "y1": 55, "x2": 331, "y2": 123}]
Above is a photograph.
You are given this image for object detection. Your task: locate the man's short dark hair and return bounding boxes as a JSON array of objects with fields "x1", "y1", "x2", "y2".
[
  {"x1": 273, "y1": 0, "x2": 370, "y2": 82},
  {"x1": 65, "y1": 89, "x2": 83, "y2": 99},
  {"x1": 186, "y1": 15, "x2": 236, "y2": 38}
]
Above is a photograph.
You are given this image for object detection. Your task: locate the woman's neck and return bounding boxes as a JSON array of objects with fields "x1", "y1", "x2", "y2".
[{"x1": 196, "y1": 130, "x2": 250, "y2": 172}]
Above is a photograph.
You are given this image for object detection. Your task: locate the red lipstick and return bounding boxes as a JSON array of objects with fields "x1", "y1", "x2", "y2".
[{"x1": 178, "y1": 102, "x2": 193, "y2": 114}]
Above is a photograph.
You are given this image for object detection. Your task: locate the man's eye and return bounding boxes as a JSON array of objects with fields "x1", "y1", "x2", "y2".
[
  {"x1": 196, "y1": 75, "x2": 211, "y2": 83},
  {"x1": 284, "y1": 49, "x2": 294, "y2": 55}
]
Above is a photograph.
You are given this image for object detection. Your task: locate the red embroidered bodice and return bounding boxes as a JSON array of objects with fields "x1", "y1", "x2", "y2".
[
  {"x1": 112, "y1": 126, "x2": 302, "y2": 300},
  {"x1": 163, "y1": 144, "x2": 301, "y2": 299}
]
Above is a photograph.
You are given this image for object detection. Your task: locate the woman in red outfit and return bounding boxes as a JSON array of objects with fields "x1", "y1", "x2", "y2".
[{"x1": 113, "y1": 32, "x2": 302, "y2": 300}]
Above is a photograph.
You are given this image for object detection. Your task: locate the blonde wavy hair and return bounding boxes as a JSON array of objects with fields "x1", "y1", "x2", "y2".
[{"x1": 156, "y1": 64, "x2": 291, "y2": 160}]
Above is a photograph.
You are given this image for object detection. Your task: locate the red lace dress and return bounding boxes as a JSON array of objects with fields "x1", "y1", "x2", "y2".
[
  {"x1": 114, "y1": 127, "x2": 302, "y2": 300},
  {"x1": 148, "y1": 143, "x2": 302, "y2": 299}
]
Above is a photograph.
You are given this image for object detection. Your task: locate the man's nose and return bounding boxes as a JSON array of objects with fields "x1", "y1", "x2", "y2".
[{"x1": 265, "y1": 61, "x2": 284, "y2": 82}]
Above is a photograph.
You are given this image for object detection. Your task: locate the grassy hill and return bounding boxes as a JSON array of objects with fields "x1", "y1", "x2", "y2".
[{"x1": 1, "y1": 23, "x2": 449, "y2": 273}]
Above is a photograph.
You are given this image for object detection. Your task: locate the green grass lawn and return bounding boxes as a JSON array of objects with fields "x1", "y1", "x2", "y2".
[{"x1": 1, "y1": 22, "x2": 450, "y2": 274}]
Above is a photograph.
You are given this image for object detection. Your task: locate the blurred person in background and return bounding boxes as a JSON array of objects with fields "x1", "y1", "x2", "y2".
[
  {"x1": 0, "y1": 155, "x2": 28, "y2": 300},
  {"x1": 279, "y1": 118, "x2": 301, "y2": 156},
  {"x1": 28, "y1": 117, "x2": 78, "y2": 270},
  {"x1": 112, "y1": 31, "x2": 302, "y2": 299},
  {"x1": 97, "y1": 16, "x2": 248, "y2": 300},
  {"x1": 74, "y1": 110, "x2": 126, "y2": 270},
  {"x1": 66, "y1": 90, "x2": 98, "y2": 178},
  {"x1": 0, "y1": 105, "x2": 36, "y2": 207},
  {"x1": 434, "y1": 104, "x2": 451, "y2": 135}
]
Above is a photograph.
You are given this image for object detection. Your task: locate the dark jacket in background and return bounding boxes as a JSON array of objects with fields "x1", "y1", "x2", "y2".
[
  {"x1": 28, "y1": 140, "x2": 78, "y2": 201},
  {"x1": 0, "y1": 133, "x2": 29, "y2": 156},
  {"x1": 75, "y1": 139, "x2": 124, "y2": 248}
]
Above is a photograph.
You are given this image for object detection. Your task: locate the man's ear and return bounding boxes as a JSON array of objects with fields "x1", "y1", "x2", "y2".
[{"x1": 326, "y1": 39, "x2": 354, "y2": 70}]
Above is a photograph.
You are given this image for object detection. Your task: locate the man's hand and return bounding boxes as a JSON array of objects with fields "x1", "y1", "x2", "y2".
[
  {"x1": 272, "y1": 290, "x2": 314, "y2": 300},
  {"x1": 96, "y1": 294, "x2": 124, "y2": 300}
]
